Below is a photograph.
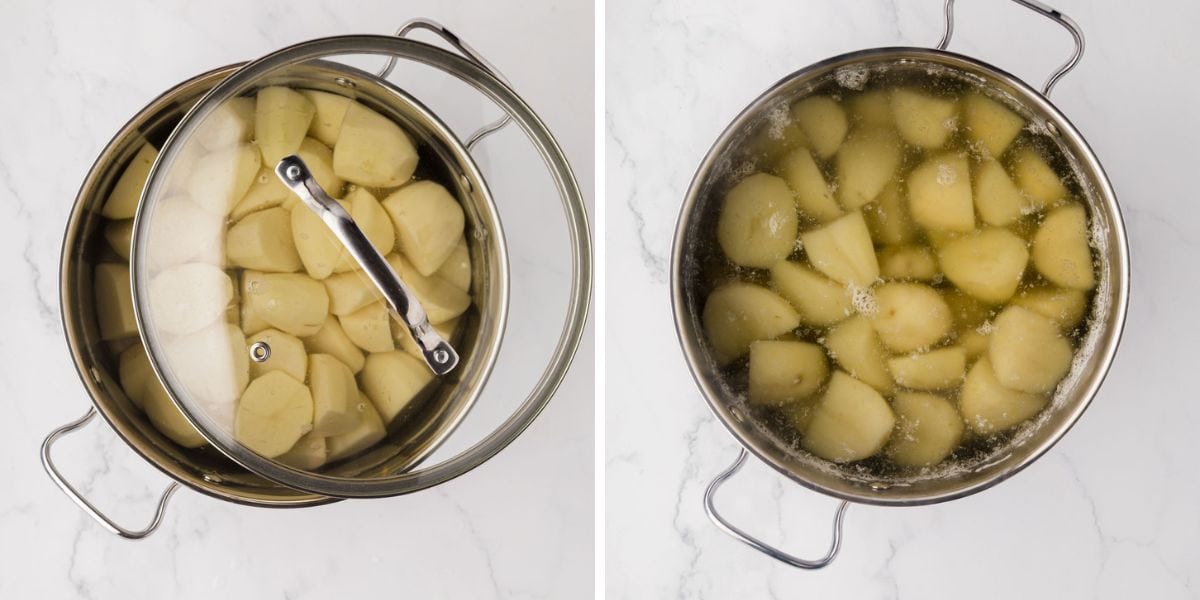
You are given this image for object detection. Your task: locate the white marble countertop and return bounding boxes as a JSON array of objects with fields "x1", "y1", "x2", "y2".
[
  {"x1": 606, "y1": 0, "x2": 1200, "y2": 597},
  {"x1": 0, "y1": 0, "x2": 593, "y2": 597}
]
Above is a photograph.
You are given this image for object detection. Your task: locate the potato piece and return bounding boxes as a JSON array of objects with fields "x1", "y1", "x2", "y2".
[
  {"x1": 748, "y1": 340, "x2": 829, "y2": 407},
  {"x1": 255, "y1": 86, "x2": 315, "y2": 166},
  {"x1": 1012, "y1": 149, "x2": 1067, "y2": 209},
  {"x1": 240, "y1": 271, "x2": 270, "y2": 335},
  {"x1": 960, "y1": 357, "x2": 1049, "y2": 434},
  {"x1": 118, "y1": 343, "x2": 154, "y2": 409},
  {"x1": 715, "y1": 173, "x2": 797, "y2": 268},
  {"x1": 296, "y1": 137, "x2": 345, "y2": 196},
  {"x1": 800, "y1": 211, "x2": 878, "y2": 287},
  {"x1": 869, "y1": 282, "x2": 952, "y2": 353},
  {"x1": 235, "y1": 371, "x2": 314, "y2": 458},
  {"x1": 338, "y1": 302, "x2": 395, "y2": 353},
  {"x1": 1013, "y1": 287, "x2": 1087, "y2": 331},
  {"x1": 701, "y1": 283, "x2": 799, "y2": 364},
  {"x1": 973, "y1": 159, "x2": 1028, "y2": 226},
  {"x1": 333, "y1": 101, "x2": 419, "y2": 187},
  {"x1": 361, "y1": 351, "x2": 434, "y2": 423},
  {"x1": 770, "y1": 261, "x2": 853, "y2": 326},
  {"x1": 291, "y1": 200, "x2": 345, "y2": 280},
  {"x1": 792, "y1": 96, "x2": 847, "y2": 158},
  {"x1": 938, "y1": 228, "x2": 1029, "y2": 303},
  {"x1": 247, "y1": 328, "x2": 307, "y2": 382},
  {"x1": 878, "y1": 245, "x2": 937, "y2": 281},
  {"x1": 335, "y1": 186, "x2": 395, "y2": 271},
  {"x1": 95, "y1": 263, "x2": 137, "y2": 341},
  {"x1": 836, "y1": 129, "x2": 902, "y2": 209},
  {"x1": 195, "y1": 97, "x2": 255, "y2": 151},
  {"x1": 958, "y1": 327, "x2": 990, "y2": 359},
  {"x1": 103, "y1": 144, "x2": 158, "y2": 219},
  {"x1": 231, "y1": 167, "x2": 291, "y2": 221},
  {"x1": 778, "y1": 149, "x2": 841, "y2": 223},
  {"x1": 245, "y1": 273, "x2": 329, "y2": 337},
  {"x1": 885, "y1": 392, "x2": 964, "y2": 467},
  {"x1": 300, "y1": 89, "x2": 352, "y2": 147},
  {"x1": 823, "y1": 315, "x2": 893, "y2": 394},
  {"x1": 964, "y1": 93, "x2": 1024, "y2": 157},
  {"x1": 434, "y1": 237, "x2": 471, "y2": 292},
  {"x1": 162, "y1": 322, "x2": 249, "y2": 431},
  {"x1": 387, "y1": 254, "x2": 471, "y2": 324},
  {"x1": 909, "y1": 153, "x2": 975, "y2": 233},
  {"x1": 326, "y1": 393, "x2": 387, "y2": 462},
  {"x1": 324, "y1": 271, "x2": 378, "y2": 316},
  {"x1": 303, "y1": 315, "x2": 365, "y2": 373},
  {"x1": 1032, "y1": 204, "x2": 1095, "y2": 290},
  {"x1": 887, "y1": 347, "x2": 966, "y2": 390},
  {"x1": 989, "y1": 305, "x2": 1073, "y2": 393},
  {"x1": 226, "y1": 207, "x2": 302, "y2": 272},
  {"x1": 188, "y1": 144, "x2": 261, "y2": 217},
  {"x1": 891, "y1": 88, "x2": 957, "y2": 149},
  {"x1": 144, "y1": 196, "x2": 225, "y2": 270},
  {"x1": 277, "y1": 431, "x2": 327, "y2": 470},
  {"x1": 104, "y1": 220, "x2": 134, "y2": 261},
  {"x1": 308, "y1": 353, "x2": 359, "y2": 436},
  {"x1": 848, "y1": 90, "x2": 891, "y2": 129},
  {"x1": 782, "y1": 398, "x2": 820, "y2": 434},
  {"x1": 754, "y1": 116, "x2": 809, "y2": 166},
  {"x1": 147, "y1": 263, "x2": 233, "y2": 335},
  {"x1": 802, "y1": 371, "x2": 896, "y2": 463},
  {"x1": 864, "y1": 182, "x2": 916, "y2": 245},
  {"x1": 143, "y1": 383, "x2": 206, "y2": 448}
]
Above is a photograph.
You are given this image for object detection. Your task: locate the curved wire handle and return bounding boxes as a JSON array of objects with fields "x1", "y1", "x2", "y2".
[
  {"x1": 378, "y1": 18, "x2": 514, "y2": 150},
  {"x1": 937, "y1": 0, "x2": 1085, "y2": 97},
  {"x1": 41, "y1": 407, "x2": 179, "y2": 540},
  {"x1": 703, "y1": 448, "x2": 850, "y2": 569}
]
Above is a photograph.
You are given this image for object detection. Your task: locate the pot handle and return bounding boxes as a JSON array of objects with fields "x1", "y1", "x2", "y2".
[
  {"x1": 937, "y1": 0, "x2": 1085, "y2": 97},
  {"x1": 379, "y1": 18, "x2": 513, "y2": 150},
  {"x1": 703, "y1": 448, "x2": 849, "y2": 569},
  {"x1": 40, "y1": 407, "x2": 179, "y2": 540}
]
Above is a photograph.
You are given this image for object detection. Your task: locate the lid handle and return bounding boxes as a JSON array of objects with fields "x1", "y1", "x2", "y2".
[{"x1": 275, "y1": 155, "x2": 459, "y2": 376}]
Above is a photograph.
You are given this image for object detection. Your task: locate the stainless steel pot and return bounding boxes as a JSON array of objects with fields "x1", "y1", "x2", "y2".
[
  {"x1": 43, "y1": 20, "x2": 591, "y2": 538},
  {"x1": 672, "y1": 0, "x2": 1128, "y2": 568}
]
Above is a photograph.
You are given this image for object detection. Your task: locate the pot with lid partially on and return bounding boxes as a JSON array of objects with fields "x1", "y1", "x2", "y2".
[
  {"x1": 44, "y1": 20, "x2": 591, "y2": 538},
  {"x1": 672, "y1": 0, "x2": 1128, "y2": 568}
]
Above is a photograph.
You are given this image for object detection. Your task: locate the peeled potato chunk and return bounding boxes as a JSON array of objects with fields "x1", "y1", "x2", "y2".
[
  {"x1": 791, "y1": 96, "x2": 847, "y2": 158},
  {"x1": 748, "y1": 340, "x2": 829, "y2": 407},
  {"x1": 387, "y1": 254, "x2": 472, "y2": 324},
  {"x1": 324, "y1": 271, "x2": 378, "y2": 316},
  {"x1": 235, "y1": 371, "x2": 314, "y2": 458},
  {"x1": 334, "y1": 101, "x2": 419, "y2": 187},
  {"x1": 802, "y1": 371, "x2": 896, "y2": 463},
  {"x1": 327, "y1": 393, "x2": 387, "y2": 462},
  {"x1": 989, "y1": 305, "x2": 1073, "y2": 393},
  {"x1": 118, "y1": 343, "x2": 154, "y2": 409},
  {"x1": 863, "y1": 182, "x2": 917, "y2": 245},
  {"x1": 973, "y1": 159, "x2": 1028, "y2": 226},
  {"x1": 938, "y1": 228, "x2": 1029, "y2": 303},
  {"x1": 231, "y1": 167, "x2": 291, "y2": 221},
  {"x1": 770, "y1": 261, "x2": 853, "y2": 326},
  {"x1": 1012, "y1": 149, "x2": 1068, "y2": 209},
  {"x1": 964, "y1": 93, "x2": 1024, "y2": 157},
  {"x1": 188, "y1": 144, "x2": 261, "y2": 217},
  {"x1": 300, "y1": 89, "x2": 352, "y2": 147},
  {"x1": 303, "y1": 315, "x2": 365, "y2": 373},
  {"x1": 102, "y1": 144, "x2": 158, "y2": 219},
  {"x1": 381, "y1": 181, "x2": 460, "y2": 275},
  {"x1": 95, "y1": 263, "x2": 137, "y2": 341},
  {"x1": 960, "y1": 357, "x2": 1049, "y2": 434},
  {"x1": 778, "y1": 149, "x2": 841, "y2": 223},
  {"x1": 1032, "y1": 204, "x2": 1095, "y2": 290},
  {"x1": 104, "y1": 220, "x2": 134, "y2": 261},
  {"x1": 434, "y1": 237, "x2": 471, "y2": 292},
  {"x1": 887, "y1": 347, "x2": 966, "y2": 391},
  {"x1": 195, "y1": 96, "x2": 255, "y2": 151},
  {"x1": 308, "y1": 353, "x2": 359, "y2": 436},
  {"x1": 143, "y1": 384, "x2": 206, "y2": 448},
  {"x1": 361, "y1": 351, "x2": 434, "y2": 423},
  {"x1": 226, "y1": 207, "x2": 302, "y2": 272},
  {"x1": 247, "y1": 328, "x2": 307, "y2": 382},
  {"x1": 909, "y1": 153, "x2": 975, "y2": 233},
  {"x1": 334, "y1": 186, "x2": 394, "y2": 271},
  {"x1": 878, "y1": 245, "x2": 937, "y2": 281},
  {"x1": 800, "y1": 211, "x2": 879, "y2": 288},
  {"x1": 716, "y1": 173, "x2": 798, "y2": 268},
  {"x1": 255, "y1": 86, "x2": 315, "y2": 166},
  {"x1": 869, "y1": 282, "x2": 952, "y2": 353},
  {"x1": 848, "y1": 90, "x2": 891, "y2": 129},
  {"x1": 885, "y1": 392, "x2": 964, "y2": 467},
  {"x1": 823, "y1": 315, "x2": 893, "y2": 394},
  {"x1": 145, "y1": 196, "x2": 226, "y2": 270},
  {"x1": 291, "y1": 201, "x2": 345, "y2": 280},
  {"x1": 246, "y1": 273, "x2": 330, "y2": 337},
  {"x1": 296, "y1": 137, "x2": 345, "y2": 196},
  {"x1": 836, "y1": 129, "x2": 901, "y2": 209},
  {"x1": 339, "y1": 302, "x2": 395, "y2": 353},
  {"x1": 162, "y1": 322, "x2": 249, "y2": 430},
  {"x1": 277, "y1": 431, "x2": 327, "y2": 470},
  {"x1": 891, "y1": 88, "x2": 958, "y2": 149},
  {"x1": 701, "y1": 283, "x2": 799, "y2": 364},
  {"x1": 1013, "y1": 287, "x2": 1087, "y2": 331},
  {"x1": 958, "y1": 328, "x2": 990, "y2": 359},
  {"x1": 240, "y1": 271, "x2": 270, "y2": 335},
  {"x1": 147, "y1": 263, "x2": 233, "y2": 335}
]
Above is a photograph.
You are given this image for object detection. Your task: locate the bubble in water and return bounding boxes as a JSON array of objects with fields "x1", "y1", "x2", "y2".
[
  {"x1": 835, "y1": 65, "x2": 869, "y2": 90},
  {"x1": 936, "y1": 163, "x2": 956, "y2": 185},
  {"x1": 765, "y1": 105, "x2": 790, "y2": 140},
  {"x1": 257, "y1": 174, "x2": 268, "y2": 184},
  {"x1": 357, "y1": 402, "x2": 367, "y2": 412},
  {"x1": 848, "y1": 284, "x2": 878, "y2": 317}
]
